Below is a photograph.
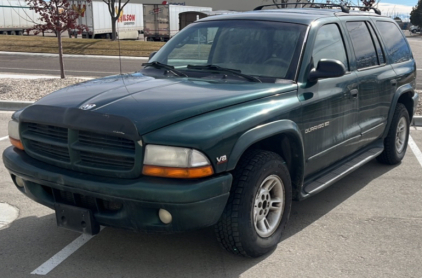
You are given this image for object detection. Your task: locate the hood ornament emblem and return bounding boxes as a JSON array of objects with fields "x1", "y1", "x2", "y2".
[{"x1": 80, "y1": 103, "x2": 96, "y2": 110}]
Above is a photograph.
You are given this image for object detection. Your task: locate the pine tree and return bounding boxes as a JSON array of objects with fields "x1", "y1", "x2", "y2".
[{"x1": 410, "y1": 0, "x2": 422, "y2": 28}]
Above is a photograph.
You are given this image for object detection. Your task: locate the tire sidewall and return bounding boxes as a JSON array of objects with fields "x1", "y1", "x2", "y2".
[
  {"x1": 392, "y1": 106, "x2": 410, "y2": 161},
  {"x1": 238, "y1": 158, "x2": 292, "y2": 256}
]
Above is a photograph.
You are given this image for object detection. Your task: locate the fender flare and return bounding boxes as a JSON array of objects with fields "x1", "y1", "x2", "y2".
[
  {"x1": 226, "y1": 120, "x2": 306, "y2": 196},
  {"x1": 383, "y1": 84, "x2": 415, "y2": 138}
]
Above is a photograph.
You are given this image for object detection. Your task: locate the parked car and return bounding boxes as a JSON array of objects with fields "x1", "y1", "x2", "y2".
[
  {"x1": 410, "y1": 25, "x2": 420, "y2": 33},
  {"x1": 3, "y1": 4, "x2": 418, "y2": 258}
]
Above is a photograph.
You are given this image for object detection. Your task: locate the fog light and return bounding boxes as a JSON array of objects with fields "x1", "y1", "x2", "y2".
[
  {"x1": 158, "y1": 209, "x2": 172, "y2": 224},
  {"x1": 15, "y1": 176, "x2": 25, "y2": 188}
]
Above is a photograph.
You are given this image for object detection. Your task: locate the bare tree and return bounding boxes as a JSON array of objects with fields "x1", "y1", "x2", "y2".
[
  {"x1": 102, "y1": 0, "x2": 130, "y2": 41},
  {"x1": 26, "y1": 0, "x2": 90, "y2": 78}
]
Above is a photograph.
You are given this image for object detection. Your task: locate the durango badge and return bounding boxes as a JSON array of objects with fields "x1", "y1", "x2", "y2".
[{"x1": 79, "y1": 104, "x2": 96, "y2": 110}]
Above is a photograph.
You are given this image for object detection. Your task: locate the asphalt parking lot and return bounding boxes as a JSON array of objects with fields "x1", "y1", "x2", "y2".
[{"x1": 0, "y1": 108, "x2": 421, "y2": 277}]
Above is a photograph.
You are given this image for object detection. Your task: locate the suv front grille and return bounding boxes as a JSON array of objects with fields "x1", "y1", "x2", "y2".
[
  {"x1": 29, "y1": 140, "x2": 71, "y2": 162},
  {"x1": 21, "y1": 123, "x2": 140, "y2": 178},
  {"x1": 79, "y1": 131, "x2": 135, "y2": 151}
]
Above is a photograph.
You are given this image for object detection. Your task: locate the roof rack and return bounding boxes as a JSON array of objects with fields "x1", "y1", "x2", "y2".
[
  {"x1": 253, "y1": 2, "x2": 382, "y2": 15},
  {"x1": 347, "y1": 5, "x2": 381, "y2": 15},
  {"x1": 254, "y1": 3, "x2": 350, "y2": 13}
]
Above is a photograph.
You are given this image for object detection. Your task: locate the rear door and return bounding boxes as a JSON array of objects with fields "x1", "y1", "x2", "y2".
[{"x1": 344, "y1": 20, "x2": 396, "y2": 145}]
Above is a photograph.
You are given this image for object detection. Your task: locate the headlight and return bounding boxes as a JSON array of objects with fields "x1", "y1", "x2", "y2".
[
  {"x1": 8, "y1": 120, "x2": 24, "y2": 150},
  {"x1": 143, "y1": 145, "x2": 213, "y2": 178}
]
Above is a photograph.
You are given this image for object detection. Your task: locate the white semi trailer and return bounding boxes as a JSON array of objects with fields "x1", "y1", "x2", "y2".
[
  {"x1": 143, "y1": 4, "x2": 212, "y2": 41},
  {"x1": 70, "y1": 0, "x2": 144, "y2": 39},
  {"x1": 0, "y1": 0, "x2": 39, "y2": 35}
]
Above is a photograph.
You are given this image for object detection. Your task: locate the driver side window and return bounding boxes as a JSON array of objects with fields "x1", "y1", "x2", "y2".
[{"x1": 313, "y1": 24, "x2": 349, "y2": 70}]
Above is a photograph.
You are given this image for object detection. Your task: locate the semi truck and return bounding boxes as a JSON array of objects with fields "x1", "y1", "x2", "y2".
[
  {"x1": 70, "y1": 0, "x2": 144, "y2": 39},
  {"x1": 143, "y1": 4, "x2": 211, "y2": 41},
  {"x1": 179, "y1": 10, "x2": 237, "y2": 30},
  {"x1": 0, "y1": 0, "x2": 39, "y2": 35}
]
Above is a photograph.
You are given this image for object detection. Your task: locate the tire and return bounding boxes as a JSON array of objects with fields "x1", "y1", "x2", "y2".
[
  {"x1": 215, "y1": 149, "x2": 292, "y2": 257},
  {"x1": 377, "y1": 103, "x2": 410, "y2": 165}
]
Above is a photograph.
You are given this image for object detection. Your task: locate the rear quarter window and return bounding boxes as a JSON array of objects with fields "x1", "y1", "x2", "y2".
[{"x1": 376, "y1": 21, "x2": 412, "y2": 64}]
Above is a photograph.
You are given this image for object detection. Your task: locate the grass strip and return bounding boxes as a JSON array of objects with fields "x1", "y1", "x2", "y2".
[{"x1": 0, "y1": 36, "x2": 165, "y2": 57}]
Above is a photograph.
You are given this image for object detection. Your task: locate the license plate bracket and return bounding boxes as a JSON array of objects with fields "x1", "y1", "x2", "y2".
[{"x1": 55, "y1": 203, "x2": 100, "y2": 235}]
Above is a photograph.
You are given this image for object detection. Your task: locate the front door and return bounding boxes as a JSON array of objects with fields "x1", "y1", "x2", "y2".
[{"x1": 299, "y1": 23, "x2": 361, "y2": 177}]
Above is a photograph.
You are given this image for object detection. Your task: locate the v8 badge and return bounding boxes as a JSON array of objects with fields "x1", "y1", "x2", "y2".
[{"x1": 216, "y1": 155, "x2": 227, "y2": 164}]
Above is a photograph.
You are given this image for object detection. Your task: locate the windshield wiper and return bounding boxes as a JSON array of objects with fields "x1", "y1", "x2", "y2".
[
  {"x1": 187, "y1": 64, "x2": 261, "y2": 83},
  {"x1": 142, "y1": 61, "x2": 188, "y2": 77}
]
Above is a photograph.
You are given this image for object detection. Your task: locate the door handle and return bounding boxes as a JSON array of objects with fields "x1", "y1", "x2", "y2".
[{"x1": 350, "y1": 89, "x2": 358, "y2": 98}]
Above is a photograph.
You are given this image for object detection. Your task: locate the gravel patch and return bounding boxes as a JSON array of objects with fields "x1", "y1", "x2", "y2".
[{"x1": 0, "y1": 78, "x2": 87, "y2": 101}]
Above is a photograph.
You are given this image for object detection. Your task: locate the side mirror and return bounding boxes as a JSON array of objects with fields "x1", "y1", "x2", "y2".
[
  {"x1": 149, "y1": 51, "x2": 157, "y2": 61},
  {"x1": 308, "y1": 59, "x2": 346, "y2": 82}
]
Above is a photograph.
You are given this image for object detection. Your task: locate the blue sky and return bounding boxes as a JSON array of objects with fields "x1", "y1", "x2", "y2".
[{"x1": 381, "y1": 0, "x2": 417, "y2": 7}]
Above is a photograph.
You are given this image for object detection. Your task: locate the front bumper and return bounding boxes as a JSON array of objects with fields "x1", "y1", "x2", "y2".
[{"x1": 3, "y1": 147, "x2": 232, "y2": 233}]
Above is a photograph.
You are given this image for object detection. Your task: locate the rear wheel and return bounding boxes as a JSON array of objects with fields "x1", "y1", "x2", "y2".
[
  {"x1": 215, "y1": 150, "x2": 292, "y2": 257},
  {"x1": 377, "y1": 103, "x2": 410, "y2": 165}
]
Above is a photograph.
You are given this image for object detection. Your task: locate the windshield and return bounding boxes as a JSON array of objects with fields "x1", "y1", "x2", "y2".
[{"x1": 148, "y1": 20, "x2": 307, "y2": 81}]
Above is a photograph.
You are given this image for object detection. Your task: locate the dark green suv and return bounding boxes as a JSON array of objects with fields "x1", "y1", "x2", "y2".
[{"x1": 3, "y1": 5, "x2": 419, "y2": 257}]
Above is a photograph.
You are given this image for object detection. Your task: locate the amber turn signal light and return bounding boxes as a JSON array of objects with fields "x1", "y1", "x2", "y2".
[
  {"x1": 9, "y1": 137, "x2": 24, "y2": 150},
  {"x1": 142, "y1": 165, "x2": 214, "y2": 179}
]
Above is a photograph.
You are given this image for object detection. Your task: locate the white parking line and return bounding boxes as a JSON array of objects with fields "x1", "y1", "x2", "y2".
[
  {"x1": 0, "y1": 136, "x2": 9, "y2": 141},
  {"x1": 31, "y1": 229, "x2": 103, "y2": 275},
  {"x1": 409, "y1": 136, "x2": 422, "y2": 168}
]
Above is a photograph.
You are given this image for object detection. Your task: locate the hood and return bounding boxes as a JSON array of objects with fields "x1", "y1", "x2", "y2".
[{"x1": 35, "y1": 73, "x2": 297, "y2": 135}]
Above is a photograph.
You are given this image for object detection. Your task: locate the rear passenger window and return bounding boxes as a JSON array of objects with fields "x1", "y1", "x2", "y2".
[
  {"x1": 313, "y1": 24, "x2": 348, "y2": 70},
  {"x1": 368, "y1": 23, "x2": 385, "y2": 65},
  {"x1": 346, "y1": 22, "x2": 378, "y2": 69},
  {"x1": 376, "y1": 21, "x2": 412, "y2": 63}
]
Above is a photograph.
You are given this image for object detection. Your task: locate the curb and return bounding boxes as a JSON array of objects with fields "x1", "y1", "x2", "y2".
[
  {"x1": 0, "y1": 51, "x2": 149, "y2": 60},
  {"x1": 0, "y1": 101, "x2": 34, "y2": 111},
  {"x1": 414, "y1": 116, "x2": 422, "y2": 127}
]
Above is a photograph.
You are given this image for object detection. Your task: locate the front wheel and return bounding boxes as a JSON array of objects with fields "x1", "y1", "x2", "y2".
[
  {"x1": 377, "y1": 103, "x2": 410, "y2": 165},
  {"x1": 215, "y1": 150, "x2": 292, "y2": 257}
]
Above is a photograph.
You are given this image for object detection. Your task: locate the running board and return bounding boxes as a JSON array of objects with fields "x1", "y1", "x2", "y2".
[{"x1": 303, "y1": 147, "x2": 384, "y2": 195}]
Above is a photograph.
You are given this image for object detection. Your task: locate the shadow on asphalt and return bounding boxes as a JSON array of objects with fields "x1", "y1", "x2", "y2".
[
  {"x1": 284, "y1": 160, "x2": 399, "y2": 241},
  {"x1": 0, "y1": 160, "x2": 399, "y2": 277}
]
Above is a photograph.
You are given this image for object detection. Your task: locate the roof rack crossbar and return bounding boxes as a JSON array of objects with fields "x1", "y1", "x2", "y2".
[
  {"x1": 253, "y1": 2, "x2": 383, "y2": 15},
  {"x1": 254, "y1": 3, "x2": 350, "y2": 13}
]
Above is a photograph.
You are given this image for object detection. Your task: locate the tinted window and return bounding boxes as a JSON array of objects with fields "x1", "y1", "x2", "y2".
[
  {"x1": 368, "y1": 23, "x2": 385, "y2": 64},
  {"x1": 313, "y1": 24, "x2": 348, "y2": 70},
  {"x1": 153, "y1": 20, "x2": 307, "y2": 80},
  {"x1": 376, "y1": 21, "x2": 412, "y2": 63},
  {"x1": 347, "y1": 22, "x2": 378, "y2": 69}
]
